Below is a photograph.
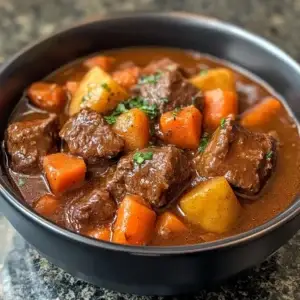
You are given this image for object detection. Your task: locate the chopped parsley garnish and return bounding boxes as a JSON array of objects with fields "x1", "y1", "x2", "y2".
[
  {"x1": 104, "y1": 96, "x2": 158, "y2": 124},
  {"x1": 199, "y1": 69, "x2": 208, "y2": 76},
  {"x1": 220, "y1": 118, "x2": 226, "y2": 129},
  {"x1": 138, "y1": 72, "x2": 162, "y2": 85},
  {"x1": 101, "y1": 82, "x2": 111, "y2": 92},
  {"x1": 18, "y1": 178, "x2": 26, "y2": 187},
  {"x1": 81, "y1": 94, "x2": 90, "y2": 102},
  {"x1": 127, "y1": 97, "x2": 158, "y2": 120},
  {"x1": 161, "y1": 97, "x2": 169, "y2": 103},
  {"x1": 104, "y1": 115, "x2": 117, "y2": 125},
  {"x1": 198, "y1": 133, "x2": 210, "y2": 153},
  {"x1": 133, "y1": 151, "x2": 153, "y2": 165},
  {"x1": 266, "y1": 151, "x2": 273, "y2": 160},
  {"x1": 172, "y1": 107, "x2": 182, "y2": 119}
]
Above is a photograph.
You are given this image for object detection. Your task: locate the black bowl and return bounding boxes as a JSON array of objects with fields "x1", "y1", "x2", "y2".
[{"x1": 0, "y1": 12, "x2": 299, "y2": 296}]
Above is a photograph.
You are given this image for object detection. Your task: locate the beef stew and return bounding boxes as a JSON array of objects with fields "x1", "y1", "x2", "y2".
[{"x1": 3, "y1": 47, "x2": 300, "y2": 246}]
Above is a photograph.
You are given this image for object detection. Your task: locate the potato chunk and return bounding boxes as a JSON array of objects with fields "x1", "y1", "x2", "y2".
[
  {"x1": 179, "y1": 177, "x2": 241, "y2": 234},
  {"x1": 190, "y1": 68, "x2": 235, "y2": 92},
  {"x1": 69, "y1": 66, "x2": 128, "y2": 116},
  {"x1": 112, "y1": 108, "x2": 150, "y2": 151}
]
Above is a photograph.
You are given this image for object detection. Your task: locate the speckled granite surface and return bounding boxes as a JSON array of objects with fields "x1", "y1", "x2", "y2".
[{"x1": 0, "y1": 0, "x2": 299, "y2": 299}]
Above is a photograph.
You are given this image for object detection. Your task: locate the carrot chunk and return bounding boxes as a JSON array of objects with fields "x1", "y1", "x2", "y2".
[
  {"x1": 241, "y1": 97, "x2": 282, "y2": 128},
  {"x1": 43, "y1": 153, "x2": 86, "y2": 194},
  {"x1": 112, "y1": 66, "x2": 140, "y2": 90},
  {"x1": 28, "y1": 82, "x2": 67, "y2": 112},
  {"x1": 87, "y1": 226, "x2": 111, "y2": 242},
  {"x1": 156, "y1": 212, "x2": 187, "y2": 237},
  {"x1": 203, "y1": 89, "x2": 238, "y2": 131},
  {"x1": 159, "y1": 105, "x2": 202, "y2": 150},
  {"x1": 113, "y1": 195, "x2": 156, "y2": 246},
  {"x1": 34, "y1": 194, "x2": 59, "y2": 219},
  {"x1": 113, "y1": 108, "x2": 150, "y2": 151},
  {"x1": 83, "y1": 55, "x2": 115, "y2": 72}
]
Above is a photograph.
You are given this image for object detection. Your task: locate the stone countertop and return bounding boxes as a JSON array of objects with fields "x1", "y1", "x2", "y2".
[{"x1": 0, "y1": 0, "x2": 299, "y2": 299}]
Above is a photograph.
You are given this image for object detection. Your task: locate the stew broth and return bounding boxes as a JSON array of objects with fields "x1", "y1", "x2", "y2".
[{"x1": 4, "y1": 47, "x2": 300, "y2": 246}]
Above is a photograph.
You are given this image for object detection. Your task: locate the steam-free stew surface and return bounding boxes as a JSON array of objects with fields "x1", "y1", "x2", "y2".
[{"x1": 4, "y1": 47, "x2": 300, "y2": 246}]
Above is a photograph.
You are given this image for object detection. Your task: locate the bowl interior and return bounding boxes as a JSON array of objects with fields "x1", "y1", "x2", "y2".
[{"x1": 0, "y1": 12, "x2": 299, "y2": 253}]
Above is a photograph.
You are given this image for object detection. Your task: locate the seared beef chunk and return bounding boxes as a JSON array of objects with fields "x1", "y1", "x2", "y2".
[
  {"x1": 107, "y1": 146, "x2": 191, "y2": 208},
  {"x1": 65, "y1": 188, "x2": 116, "y2": 232},
  {"x1": 60, "y1": 109, "x2": 124, "y2": 164},
  {"x1": 142, "y1": 58, "x2": 183, "y2": 75},
  {"x1": 139, "y1": 68, "x2": 202, "y2": 114},
  {"x1": 195, "y1": 116, "x2": 277, "y2": 195},
  {"x1": 6, "y1": 114, "x2": 58, "y2": 173}
]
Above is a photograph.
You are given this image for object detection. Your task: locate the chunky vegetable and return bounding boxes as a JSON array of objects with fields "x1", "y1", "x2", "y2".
[
  {"x1": 83, "y1": 55, "x2": 115, "y2": 71},
  {"x1": 113, "y1": 195, "x2": 156, "y2": 245},
  {"x1": 113, "y1": 108, "x2": 150, "y2": 151},
  {"x1": 65, "y1": 81, "x2": 78, "y2": 96},
  {"x1": 179, "y1": 177, "x2": 241, "y2": 234},
  {"x1": 159, "y1": 105, "x2": 202, "y2": 150},
  {"x1": 112, "y1": 66, "x2": 140, "y2": 90},
  {"x1": 69, "y1": 66, "x2": 128, "y2": 116},
  {"x1": 43, "y1": 153, "x2": 86, "y2": 194},
  {"x1": 190, "y1": 68, "x2": 235, "y2": 92},
  {"x1": 241, "y1": 97, "x2": 282, "y2": 128},
  {"x1": 87, "y1": 226, "x2": 111, "y2": 241},
  {"x1": 203, "y1": 89, "x2": 238, "y2": 131},
  {"x1": 28, "y1": 82, "x2": 67, "y2": 112},
  {"x1": 34, "y1": 194, "x2": 59, "y2": 219},
  {"x1": 156, "y1": 212, "x2": 187, "y2": 237}
]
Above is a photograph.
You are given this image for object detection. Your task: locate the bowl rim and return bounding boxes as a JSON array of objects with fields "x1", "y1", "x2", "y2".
[{"x1": 0, "y1": 11, "x2": 299, "y2": 255}]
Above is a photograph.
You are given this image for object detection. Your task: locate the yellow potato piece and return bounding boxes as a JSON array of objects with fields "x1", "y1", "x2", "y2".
[
  {"x1": 69, "y1": 66, "x2": 128, "y2": 115},
  {"x1": 113, "y1": 108, "x2": 150, "y2": 151},
  {"x1": 179, "y1": 177, "x2": 241, "y2": 234},
  {"x1": 190, "y1": 68, "x2": 235, "y2": 92}
]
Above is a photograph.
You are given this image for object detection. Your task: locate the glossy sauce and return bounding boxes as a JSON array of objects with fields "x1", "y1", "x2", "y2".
[{"x1": 5, "y1": 47, "x2": 300, "y2": 246}]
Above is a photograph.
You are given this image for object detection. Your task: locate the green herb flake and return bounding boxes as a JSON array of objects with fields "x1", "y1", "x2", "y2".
[
  {"x1": 172, "y1": 107, "x2": 182, "y2": 118},
  {"x1": 104, "y1": 97, "x2": 159, "y2": 125},
  {"x1": 266, "y1": 151, "x2": 273, "y2": 160},
  {"x1": 198, "y1": 133, "x2": 210, "y2": 153},
  {"x1": 101, "y1": 82, "x2": 111, "y2": 92},
  {"x1": 133, "y1": 151, "x2": 153, "y2": 165},
  {"x1": 220, "y1": 118, "x2": 226, "y2": 129},
  {"x1": 104, "y1": 115, "x2": 117, "y2": 125},
  {"x1": 199, "y1": 69, "x2": 208, "y2": 76},
  {"x1": 81, "y1": 94, "x2": 90, "y2": 103},
  {"x1": 18, "y1": 178, "x2": 26, "y2": 187},
  {"x1": 161, "y1": 97, "x2": 169, "y2": 103},
  {"x1": 126, "y1": 96, "x2": 158, "y2": 119},
  {"x1": 138, "y1": 72, "x2": 162, "y2": 85}
]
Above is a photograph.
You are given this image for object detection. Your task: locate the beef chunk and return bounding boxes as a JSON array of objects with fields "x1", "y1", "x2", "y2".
[
  {"x1": 107, "y1": 146, "x2": 191, "y2": 208},
  {"x1": 65, "y1": 188, "x2": 116, "y2": 232},
  {"x1": 142, "y1": 58, "x2": 182, "y2": 74},
  {"x1": 139, "y1": 68, "x2": 202, "y2": 114},
  {"x1": 60, "y1": 109, "x2": 124, "y2": 164},
  {"x1": 142, "y1": 58, "x2": 197, "y2": 78},
  {"x1": 195, "y1": 116, "x2": 277, "y2": 196},
  {"x1": 6, "y1": 114, "x2": 58, "y2": 173}
]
